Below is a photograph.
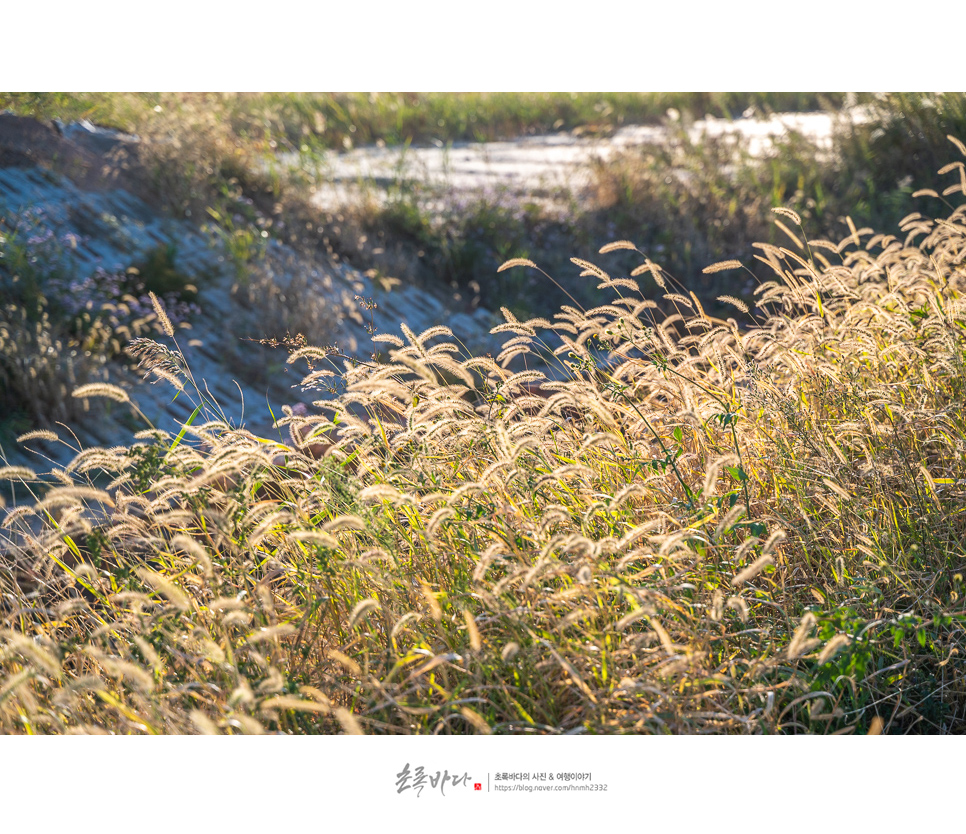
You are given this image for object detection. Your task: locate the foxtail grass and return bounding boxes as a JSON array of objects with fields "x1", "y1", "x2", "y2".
[{"x1": 2, "y1": 140, "x2": 966, "y2": 734}]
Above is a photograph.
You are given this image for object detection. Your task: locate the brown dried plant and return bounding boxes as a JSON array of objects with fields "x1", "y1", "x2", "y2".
[{"x1": 2, "y1": 142, "x2": 966, "y2": 735}]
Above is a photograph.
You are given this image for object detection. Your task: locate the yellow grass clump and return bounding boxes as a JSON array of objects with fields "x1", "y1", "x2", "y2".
[{"x1": 2, "y1": 146, "x2": 966, "y2": 735}]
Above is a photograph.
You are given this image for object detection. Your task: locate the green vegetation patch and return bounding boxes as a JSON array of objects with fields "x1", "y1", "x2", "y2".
[{"x1": 1, "y1": 92, "x2": 847, "y2": 151}]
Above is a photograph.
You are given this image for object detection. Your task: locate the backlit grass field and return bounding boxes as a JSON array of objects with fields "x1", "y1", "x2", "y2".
[
  {"x1": 2, "y1": 130, "x2": 965, "y2": 732},
  {"x1": 0, "y1": 94, "x2": 966, "y2": 734}
]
